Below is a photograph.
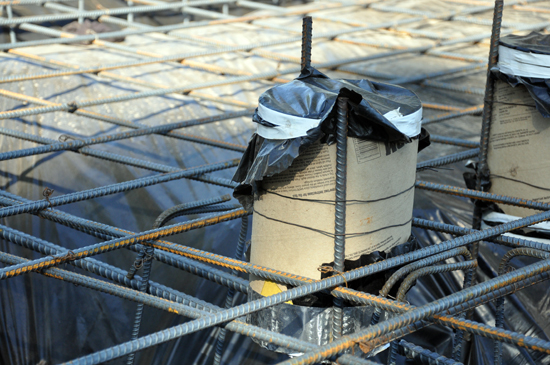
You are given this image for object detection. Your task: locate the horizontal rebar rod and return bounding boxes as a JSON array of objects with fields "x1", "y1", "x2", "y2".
[
  {"x1": 0, "y1": 109, "x2": 252, "y2": 161},
  {"x1": 281, "y1": 257, "x2": 550, "y2": 365},
  {"x1": 412, "y1": 218, "x2": 550, "y2": 253},
  {"x1": 416, "y1": 148, "x2": 479, "y2": 170},
  {"x1": 4, "y1": 188, "x2": 550, "y2": 358},
  {"x1": 0, "y1": 159, "x2": 239, "y2": 219},
  {"x1": 0, "y1": 225, "x2": 218, "y2": 312},
  {"x1": 415, "y1": 181, "x2": 550, "y2": 211},
  {"x1": 61, "y1": 256, "x2": 550, "y2": 365},
  {"x1": 0, "y1": 0, "x2": 235, "y2": 26},
  {"x1": 0, "y1": 88, "x2": 248, "y2": 153},
  {"x1": 0, "y1": 190, "x2": 249, "y2": 293}
]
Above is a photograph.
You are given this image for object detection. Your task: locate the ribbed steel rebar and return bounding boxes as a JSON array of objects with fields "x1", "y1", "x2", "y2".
[
  {"x1": 429, "y1": 135, "x2": 480, "y2": 148},
  {"x1": 478, "y1": 0, "x2": 504, "y2": 179},
  {"x1": 0, "y1": 16, "x2": 425, "y2": 80},
  {"x1": 332, "y1": 96, "x2": 348, "y2": 341},
  {"x1": 335, "y1": 271, "x2": 550, "y2": 356},
  {"x1": 412, "y1": 217, "x2": 550, "y2": 253},
  {"x1": 301, "y1": 16, "x2": 312, "y2": 70},
  {"x1": 91, "y1": 206, "x2": 550, "y2": 296},
  {"x1": 49, "y1": 204, "x2": 550, "y2": 361},
  {"x1": 0, "y1": 159, "x2": 238, "y2": 219},
  {"x1": 128, "y1": 195, "x2": 236, "y2": 365},
  {"x1": 152, "y1": 195, "x2": 232, "y2": 229},
  {"x1": 422, "y1": 106, "x2": 484, "y2": 125},
  {"x1": 0, "y1": 250, "x2": 316, "y2": 357},
  {"x1": 471, "y1": 0, "x2": 505, "y2": 290},
  {"x1": 415, "y1": 181, "x2": 550, "y2": 211},
  {"x1": 213, "y1": 215, "x2": 248, "y2": 365},
  {"x1": 0, "y1": 89, "x2": 247, "y2": 153},
  {"x1": 396, "y1": 261, "x2": 478, "y2": 303},
  {"x1": 0, "y1": 126, "x2": 238, "y2": 187},
  {"x1": 0, "y1": 249, "x2": 384, "y2": 365},
  {"x1": 0, "y1": 110, "x2": 252, "y2": 161},
  {"x1": 281, "y1": 258, "x2": 550, "y2": 365},
  {"x1": 1, "y1": 202, "x2": 544, "y2": 362},
  {"x1": 0, "y1": 0, "x2": 234, "y2": 26},
  {"x1": 0, "y1": 224, "x2": 217, "y2": 312},
  {"x1": 386, "y1": 261, "x2": 477, "y2": 365},
  {"x1": 6, "y1": 190, "x2": 550, "y2": 359},
  {"x1": 398, "y1": 340, "x2": 463, "y2": 365},
  {"x1": 494, "y1": 248, "x2": 550, "y2": 365},
  {"x1": 416, "y1": 148, "x2": 479, "y2": 170},
  {"x1": 179, "y1": 204, "x2": 241, "y2": 215},
  {"x1": 371, "y1": 247, "x2": 472, "y2": 325},
  {"x1": 62, "y1": 257, "x2": 550, "y2": 365},
  {"x1": 0, "y1": 208, "x2": 248, "y2": 279},
  {"x1": 0, "y1": 191, "x2": 248, "y2": 293}
]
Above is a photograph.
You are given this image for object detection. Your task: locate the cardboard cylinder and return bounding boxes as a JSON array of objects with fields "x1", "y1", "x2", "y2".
[
  {"x1": 488, "y1": 80, "x2": 550, "y2": 217},
  {"x1": 249, "y1": 137, "x2": 418, "y2": 294}
]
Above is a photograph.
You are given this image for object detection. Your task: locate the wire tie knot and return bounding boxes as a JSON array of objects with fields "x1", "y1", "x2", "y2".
[
  {"x1": 317, "y1": 265, "x2": 348, "y2": 288},
  {"x1": 66, "y1": 101, "x2": 78, "y2": 113},
  {"x1": 42, "y1": 187, "x2": 54, "y2": 209}
]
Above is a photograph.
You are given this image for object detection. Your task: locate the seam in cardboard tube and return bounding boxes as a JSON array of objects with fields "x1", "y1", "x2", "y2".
[
  {"x1": 258, "y1": 184, "x2": 415, "y2": 205},
  {"x1": 252, "y1": 209, "x2": 412, "y2": 239}
]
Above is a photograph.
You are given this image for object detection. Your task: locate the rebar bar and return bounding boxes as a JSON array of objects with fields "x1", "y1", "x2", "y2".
[
  {"x1": 0, "y1": 249, "x2": 391, "y2": 365},
  {"x1": 386, "y1": 261, "x2": 477, "y2": 365},
  {"x1": 0, "y1": 191, "x2": 249, "y2": 293},
  {"x1": 415, "y1": 181, "x2": 550, "y2": 211},
  {"x1": 331, "y1": 96, "x2": 349, "y2": 341},
  {"x1": 0, "y1": 159, "x2": 239, "y2": 219},
  {"x1": 0, "y1": 208, "x2": 248, "y2": 279},
  {"x1": 213, "y1": 215, "x2": 248, "y2": 365},
  {"x1": 429, "y1": 135, "x2": 480, "y2": 149},
  {"x1": 412, "y1": 218, "x2": 550, "y2": 253},
  {"x1": 281, "y1": 258, "x2": 550, "y2": 365},
  {"x1": 0, "y1": 0, "x2": 234, "y2": 26},
  {"x1": 494, "y1": 248, "x2": 550, "y2": 365},
  {"x1": 62, "y1": 257, "x2": 550, "y2": 365},
  {"x1": 416, "y1": 148, "x2": 480, "y2": 170},
  {"x1": 0, "y1": 220, "x2": 217, "y2": 312},
  {"x1": 301, "y1": 16, "x2": 312, "y2": 70},
  {"x1": 397, "y1": 340, "x2": 463, "y2": 365},
  {"x1": 0, "y1": 110, "x2": 252, "y2": 161}
]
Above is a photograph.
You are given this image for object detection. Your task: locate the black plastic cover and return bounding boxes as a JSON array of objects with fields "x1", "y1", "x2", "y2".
[
  {"x1": 233, "y1": 67, "x2": 428, "y2": 208},
  {"x1": 494, "y1": 32, "x2": 550, "y2": 117}
]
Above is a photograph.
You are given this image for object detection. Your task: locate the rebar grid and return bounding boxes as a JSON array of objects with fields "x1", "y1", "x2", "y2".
[{"x1": 2, "y1": 0, "x2": 550, "y2": 364}]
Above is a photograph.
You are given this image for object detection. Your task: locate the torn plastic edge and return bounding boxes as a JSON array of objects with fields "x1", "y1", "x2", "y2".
[
  {"x1": 483, "y1": 211, "x2": 550, "y2": 234},
  {"x1": 498, "y1": 45, "x2": 550, "y2": 79},
  {"x1": 256, "y1": 104, "x2": 423, "y2": 140}
]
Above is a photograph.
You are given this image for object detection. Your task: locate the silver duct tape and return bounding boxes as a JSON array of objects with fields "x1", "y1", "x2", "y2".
[{"x1": 247, "y1": 289, "x2": 384, "y2": 356}]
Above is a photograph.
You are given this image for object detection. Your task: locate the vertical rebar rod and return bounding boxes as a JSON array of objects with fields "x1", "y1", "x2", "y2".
[
  {"x1": 469, "y1": 6, "x2": 505, "y2": 345},
  {"x1": 301, "y1": 16, "x2": 312, "y2": 69},
  {"x1": 213, "y1": 215, "x2": 248, "y2": 365},
  {"x1": 127, "y1": 1, "x2": 134, "y2": 23},
  {"x1": 332, "y1": 96, "x2": 348, "y2": 341},
  {"x1": 6, "y1": 5, "x2": 15, "y2": 43},
  {"x1": 182, "y1": 0, "x2": 190, "y2": 24},
  {"x1": 494, "y1": 248, "x2": 550, "y2": 365},
  {"x1": 473, "y1": 0, "x2": 504, "y2": 232},
  {"x1": 78, "y1": 0, "x2": 84, "y2": 23}
]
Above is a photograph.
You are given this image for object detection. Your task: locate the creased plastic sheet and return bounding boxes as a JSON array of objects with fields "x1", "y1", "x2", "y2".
[
  {"x1": 232, "y1": 66, "x2": 427, "y2": 209},
  {"x1": 1, "y1": 3, "x2": 550, "y2": 365},
  {"x1": 494, "y1": 32, "x2": 550, "y2": 117}
]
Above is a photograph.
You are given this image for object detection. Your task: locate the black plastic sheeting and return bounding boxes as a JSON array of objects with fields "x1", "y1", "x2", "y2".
[
  {"x1": 233, "y1": 66, "x2": 428, "y2": 209},
  {"x1": 494, "y1": 32, "x2": 550, "y2": 117},
  {"x1": 1, "y1": 74, "x2": 550, "y2": 365}
]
